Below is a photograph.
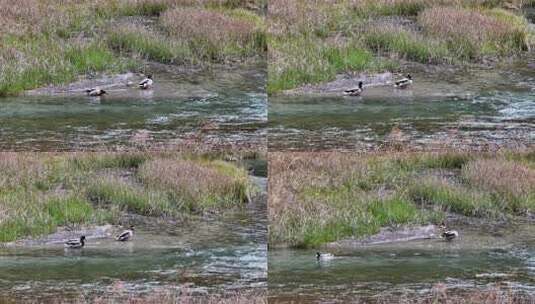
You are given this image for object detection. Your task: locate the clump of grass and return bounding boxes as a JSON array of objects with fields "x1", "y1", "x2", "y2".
[
  {"x1": 353, "y1": 0, "x2": 427, "y2": 17},
  {"x1": 407, "y1": 177, "x2": 498, "y2": 217},
  {"x1": 86, "y1": 177, "x2": 171, "y2": 216},
  {"x1": 462, "y1": 159, "x2": 535, "y2": 214},
  {"x1": 106, "y1": 24, "x2": 190, "y2": 64},
  {"x1": 161, "y1": 7, "x2": 265, "y2": 61},
  {"x1": 138, "y1": 159, "x2": 250, "y2": 211},
  {"x1": 68, "y1": 153, "x2": 149, "y2": 171},
  {"x1": 45, "y1": 196, "x2": 94, "y2": 226},
  {"x1": 364, "y1": 26, "x2": 451, "y2": 64},
  {"x1": 368, "y1": 196, "x2": 421, "y2": 226},
  {"x1": 418, "y1": 7, "x2": 532, "y2": 58}
]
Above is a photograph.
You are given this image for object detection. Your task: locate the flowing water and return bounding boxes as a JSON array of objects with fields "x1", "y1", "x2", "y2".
[
  {"x1": 269, "y1": 63, "x2": 535, "y2": 151},
  {"x1": 269, "y1": 223, "x2": 535, "y2": 303},
  {"x1": 0, "y1": 64, "x2": 266, "y2": 151},
  {"x1": 0, "y1": 179, "x2": 267, "y2": 302}
]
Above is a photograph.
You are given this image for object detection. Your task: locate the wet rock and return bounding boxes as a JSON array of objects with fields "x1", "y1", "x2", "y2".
[
  {"x1": 25, "y1": 73, "x2": 138, "y2": 96},
  {"x1": 282, "y1": 72, "x2": 394, "y2": 96},
  {"x1": 324, "y1": 224, "x2": 439, "y2": 250},
  {"x1": 4, "y1": 225, "x2": 115, "y2": 247}
]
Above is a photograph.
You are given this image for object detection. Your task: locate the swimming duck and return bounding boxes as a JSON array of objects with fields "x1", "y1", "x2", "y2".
[
  {"x1": 316, "y1": 252, "x2": 335, "y2": 261},
  {"x1": 64, "y1": 236, "x2": 86, "y2": 249},
  {"x1": 394, "y1": 74, "x2": 413, "y2": 88},
  {"x1": 85, "y1": 88, "x2": 107, "y2": 96},
  {"x1": 116, "y1": 225, "x2": 134, "y2": 242},
  {"x1": 439, "y1": 222, "x2": 458, "y2": 241},
  {"x1": 344, "y1": 81, "x2": 364, "y2": 96},
  {"x1": 139, "y1": 75, "x2": 153, "y2": 89}
]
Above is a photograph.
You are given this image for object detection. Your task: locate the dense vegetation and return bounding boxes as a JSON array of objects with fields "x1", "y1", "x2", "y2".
[
  {"x1": 0, "y1": 152, "x2": 255, "y2": 242},
  {"x1": 269, "y1": 151, "x2": 535, "y2": 248},
  {"x1": 268, "y1": 0, "x2": 535, "y2": 94},
  {"x1": 0, "y1": 0, "x2": 267, "y2": 96}
]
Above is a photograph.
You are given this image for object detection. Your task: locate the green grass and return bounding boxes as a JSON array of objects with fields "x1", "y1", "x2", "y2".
[
  {"x1": 45, "y1": 196, "x2": 94, "y2": 226},
  {"x1": 0, "y1": 152, "x2": 256, "y2": 242},
  {"x1": 407, "y1": 179, "x2": 498, "y2": 217},
  {"x1": 364, "y1": 28, "x2": 451, "y2": 64},
  {"x1": 86, "y1": 179, "x2": 171, "y2": 216},
  {"x1": 354, "y1": 0, "x2": 427, "y2": 17},
  {"x1": 106, "y1": 26, "x2": 190, "y2": 64}
]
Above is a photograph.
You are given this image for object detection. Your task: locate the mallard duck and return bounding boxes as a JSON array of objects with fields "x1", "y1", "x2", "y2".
[
  {"x1": 394, "y1": 74, "x2": 413, "y2": 88},
  {"x1": 139, "y1": 75, "x2": 153, "y2": 89},
  {"x1": 64, "y1": 236, "x2": 86, "y2": 249},
  {"x1": 316, "y1": 252, "x2": 335, "y2": 261},
  {"x1": 116, "y1": 225, "x2": 134, "y2": 242},
  {"x1": 344, "y1": 81, "x2": 364, "y2": 96},
  {"x1": 85, "y1": 88, "x2": 107, "y2": 96},
  {"x1": 439, "y1": 222, "x2": 458, "y2": 241}
]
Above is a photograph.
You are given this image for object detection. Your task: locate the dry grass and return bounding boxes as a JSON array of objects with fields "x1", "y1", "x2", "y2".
[
  {"x1": 161, "y1": 7, "x2": 264, "y2": 60},
  {"x1": 419, "y1": 7, "x2": 530, "y2": 57},
  {"x1": 375, "y1": 283, "x2": 535, "y2": 303},
  {"x1": 20, "y1": 289, "x2": 268, "y2": 304},
  {"x1": 138, "y1": 158, "x2": 250, "y2": 210},
  {"x1": 462, "y1": 159, "x2": 535, "y2": 213}
]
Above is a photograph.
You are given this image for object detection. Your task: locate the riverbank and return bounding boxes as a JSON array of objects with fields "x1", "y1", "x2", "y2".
[
  {"x1": 0, "y1": 152, "x2": 262, "y2": 243},
  {"x1": 268, "y1": 151, "x2": 535, "y2": 248},
  {"x1": 268, "y1": 0, "x2": 535, "y2": 95},
  {"x1": 0, "y1": 0, "x2": 266, "y2": 97}
]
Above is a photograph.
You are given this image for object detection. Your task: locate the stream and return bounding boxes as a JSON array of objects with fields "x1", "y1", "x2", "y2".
[
  {"x1": 269, "y1": 62, "x2": 535, "y2": 151},
  {"x1": 269, "y1": 223, "x2": 535, "y2": 303},
  {"x1": 0, "y1": 63, "x2": 266, "y2": 151}
]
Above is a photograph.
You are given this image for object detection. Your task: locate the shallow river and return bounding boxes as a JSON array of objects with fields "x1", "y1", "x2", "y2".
[
  {"x1": 269, "y1": 63, "x2": 535, "y2": 151},
  {"x1": 269, "y1": 223, "x2": 535, "y2": 303},
  {"x1": 0, "y1": 64, "x2": 266, "y2": 151}
]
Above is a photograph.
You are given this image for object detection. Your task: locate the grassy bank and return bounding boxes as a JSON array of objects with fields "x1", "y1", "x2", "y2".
[
  {"x1": 0, "y1": 0, "x2": 266, "y2": 96},
  {"x1": 268, "y1": 0, "x2": 535, "y2": 94},
  {"x1": 268, "y1": 151, "x2": 535, "y2": 248},
  {"x1": 0, "y1": 152, "x2": 255, "y2": 242}
]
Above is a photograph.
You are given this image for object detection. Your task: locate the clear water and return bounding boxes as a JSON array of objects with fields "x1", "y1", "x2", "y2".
[
  {"x1": 269, "y1": 64, "x2": 535, "y2": 151},
  {"x1": 0, "y1": 189, "x2": 267, "y2": 302},
  {"x1": 0, "y1": 64, "x2": 267, "y2": 151},
  {"x1": 269, "y1": 223, "x2": 535, "y2": 303}
]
